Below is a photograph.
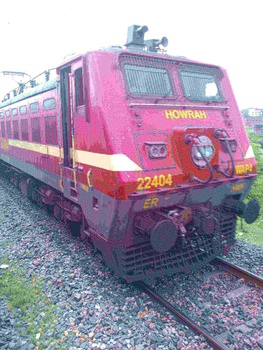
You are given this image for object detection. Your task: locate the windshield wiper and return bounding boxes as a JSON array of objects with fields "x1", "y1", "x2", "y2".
[{"x1": 154, "y1": 88, "x2": 172, "y2": 103}]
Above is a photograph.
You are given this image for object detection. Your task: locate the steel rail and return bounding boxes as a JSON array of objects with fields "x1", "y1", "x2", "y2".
[
  {"x1": 135, "y1": 281, "x2": 230, "y2": 350},
  {"x1": 211, "y1": 257, "x2": 263, "y2": 289}
]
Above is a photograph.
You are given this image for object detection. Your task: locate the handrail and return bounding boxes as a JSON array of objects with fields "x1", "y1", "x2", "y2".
[{"x1": 129, "y1": 103, "x2": 229, "y2": 109}]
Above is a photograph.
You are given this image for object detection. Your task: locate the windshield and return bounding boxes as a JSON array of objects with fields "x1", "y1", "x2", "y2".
[
  {"x1": 124, "y1": 64, "x2": 173, "y2": 97},
  {"x1": 179, "y1": 67, "x2": 223, "y2": 102}
]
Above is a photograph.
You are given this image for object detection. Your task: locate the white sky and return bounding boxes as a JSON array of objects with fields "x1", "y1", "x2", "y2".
[{"x1": 0, "y1": 0, "x2": 262, "y2": 109}]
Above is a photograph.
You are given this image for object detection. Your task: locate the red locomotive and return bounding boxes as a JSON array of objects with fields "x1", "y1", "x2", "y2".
[{"x1": 0, "y1": 25, "x2": 260, "y2": 282}]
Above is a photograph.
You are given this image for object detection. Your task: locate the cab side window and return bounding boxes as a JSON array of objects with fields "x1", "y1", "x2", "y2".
[{"x1": 75, "y1": 68, "x2": 84, "y2": 107}]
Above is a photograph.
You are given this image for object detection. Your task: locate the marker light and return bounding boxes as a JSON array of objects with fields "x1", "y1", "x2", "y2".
[
  {"x1": 229, "y1": 140, "x2": 237, "y2": 152},
  {"x1": 145, "y1": 142, "x2": 167, "y2": 159}
]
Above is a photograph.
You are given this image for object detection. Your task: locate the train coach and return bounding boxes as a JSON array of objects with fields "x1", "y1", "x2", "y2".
[{"x1": 0, "y1": 25, "x2": 260, "y2": 282}]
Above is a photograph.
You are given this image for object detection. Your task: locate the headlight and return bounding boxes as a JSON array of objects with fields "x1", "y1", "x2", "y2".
[
  {"x1": 195, "y1": 145, "x2": 214, "y2": 159},
  {"x1": 191, "y1": 136, "x2": 215, "y2": 168}
]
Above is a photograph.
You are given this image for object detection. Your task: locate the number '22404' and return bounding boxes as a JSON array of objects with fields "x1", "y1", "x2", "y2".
[{"x1": 137, "y1": 174, "x2": 172, "y2": 190}]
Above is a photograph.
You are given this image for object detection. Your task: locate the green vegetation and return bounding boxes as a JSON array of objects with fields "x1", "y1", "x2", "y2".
[
  {"x1": 0, "y1": 258, "x2": 60, "y2": 349},
  {"x1": 236, "y1": 129, "x2": 263, "y2": 247},
  {"x1": 236, "y1": 217, "x2": 263, "y2": 247},
  {"x1": 246, "y1": 129, "x2": 263, "y2": 205},
  {"x1": 0, "y1": 267, "x2": 40, "y2": 312}
]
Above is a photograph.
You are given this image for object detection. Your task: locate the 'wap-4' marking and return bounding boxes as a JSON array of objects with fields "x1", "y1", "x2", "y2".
[{"x1": 235, "y1": 163, "x2": 253, "y2": 175}]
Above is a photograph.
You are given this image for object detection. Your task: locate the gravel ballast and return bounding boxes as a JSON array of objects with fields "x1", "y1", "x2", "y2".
[{"x1": 0, "y1": 174, "x2": 262, "y2": 349}]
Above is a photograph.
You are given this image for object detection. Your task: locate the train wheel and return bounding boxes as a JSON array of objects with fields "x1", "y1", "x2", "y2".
[
  {"x1": 45, "y1": 204, "x2": 54, "y2": 215},
  {"x1": 80, "y1": 217, "x2": 92, "y2": 242},
  {"x1": 69, "y1": 221, "x2": 81, "y2": 236},
  {"x1": 54, "y1": 204, "x2": 63, "y2": 221}
]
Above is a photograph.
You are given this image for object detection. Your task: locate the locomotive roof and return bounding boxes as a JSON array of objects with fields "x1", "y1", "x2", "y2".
[
  {"x1": 0, "y1": 48, "x2": 222, "y2": 110},
  {"x1": 99, "y1": 46, "x2": 222, "y2": 71}
]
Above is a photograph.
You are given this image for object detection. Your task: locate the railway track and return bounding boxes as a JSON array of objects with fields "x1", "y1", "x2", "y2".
[
  {"x1": 211, "y1": 256, "x2": 263, "y2": 289},
  {"x1": 135, "y1": 281, "x2": 230, "y2": 350},
  {"x1": 135, "y1": 258, "x2": 263, "y2": 350}
]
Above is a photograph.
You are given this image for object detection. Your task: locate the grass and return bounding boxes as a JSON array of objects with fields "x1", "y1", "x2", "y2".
[
  {"x1": 239, "y1": 131, "x2": 263, "y2": 248},
  {"x1": 0, "y1": 258, "x2": 60, "y2": 349},
  {"x1": 0, "y1": 268, "x2": 40, "y2": 312},
  {"x1": 236, "y1": 211, "x2": 263, "y2": 247}
]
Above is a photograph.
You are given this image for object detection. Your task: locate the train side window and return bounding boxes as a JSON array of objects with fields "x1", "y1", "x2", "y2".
[
  {"x1": 31, "y1": 117, "x2": 41, "y2": 142},
  {"x1": 75, "y1": 68, "x2": 84, "y2": 107},
  {"x1": 0, "y1": 112, "x2": 4, "y2": 118},
  {"x1": 1, "y1": 122, "x2": 6, "y2": 138},
  {"x1": 6, "y1": 121, "x2": 12, "y2": 138},
  {"x1": 12, "y1": 108, "x2": 18, "y2": 117},
  {"x1": 44, "y1": 98, "x2": 55, "y2": 110},
  {"x1": 6, "y1": 110, "x2": 10, "y2": 117},
  {"x1": 13, "y1": 120, "x2": 19, "y2": 139},
  {"x1": 21, "y1": 119, "x2": 29, "y2": 141},
  {"x1": 45, "y1": 116, "x2": 58, "y2": 145},
  {"x1": 30, "y1": 102, "x2": 39, "y2": 112},
  {"x1": 20, "y1": 105, "x2": 27, "y2": 114}
]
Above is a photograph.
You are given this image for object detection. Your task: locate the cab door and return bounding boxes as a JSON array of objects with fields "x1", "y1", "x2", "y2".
[
  {"x1": 60, "y1": 66, "x2": 72, "y2": 168},
  {"x1": 58, "y1": 58, "x2": 86, "y2": 197}
]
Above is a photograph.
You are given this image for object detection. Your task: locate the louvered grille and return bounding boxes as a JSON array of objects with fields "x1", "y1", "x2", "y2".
[
  {"x1": 119, "y1": 54, "x2": 175, "y2": 98},
  {"x1": 124, "y1": 65, "x2": 172, "y2": 96},
  {"x1": 179, "y1": 68, "x2": 223, "y2": 102}
]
